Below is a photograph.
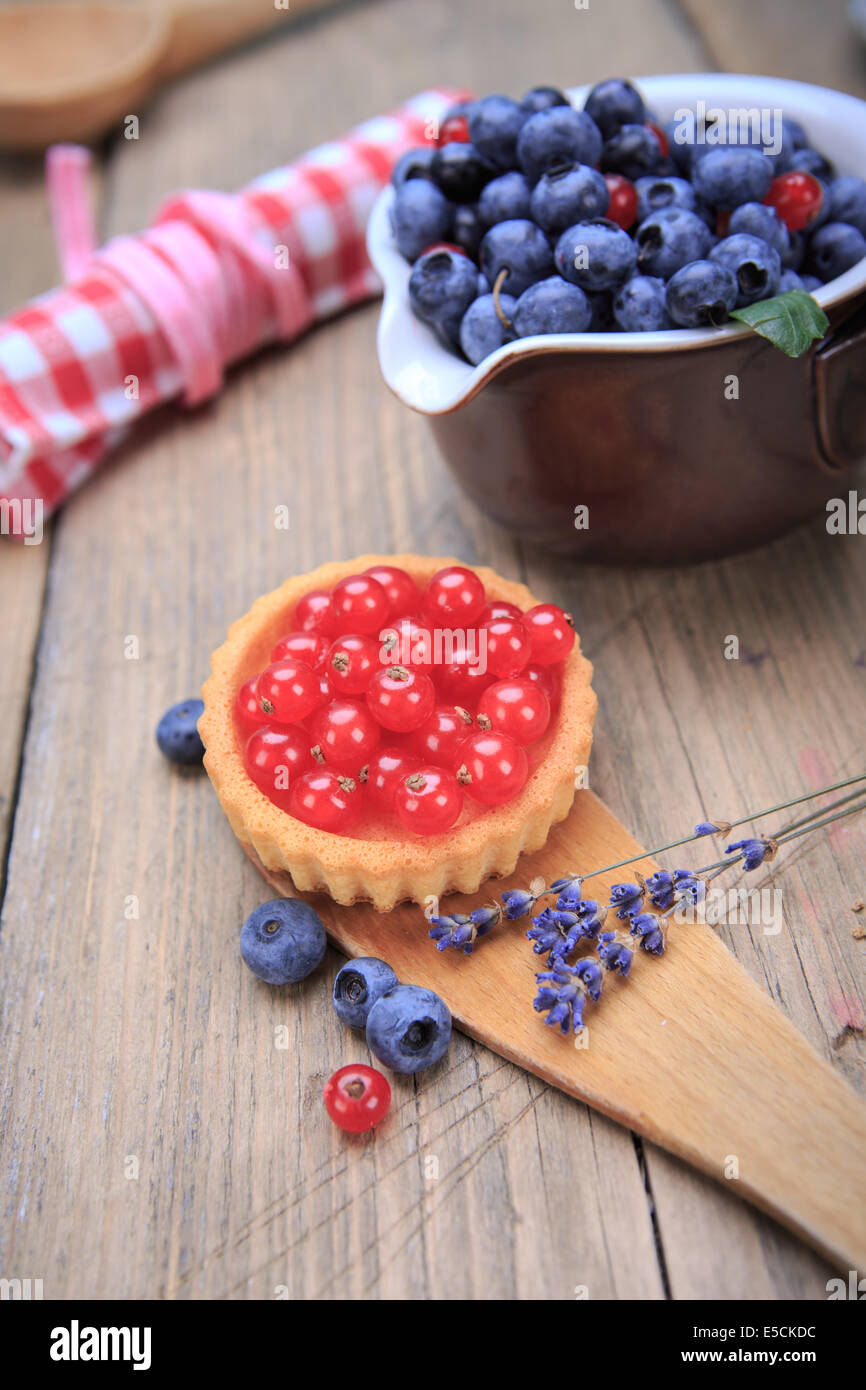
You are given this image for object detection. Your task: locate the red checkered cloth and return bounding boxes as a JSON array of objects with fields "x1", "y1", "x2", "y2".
[{"x1": 0, "y1": 88, "x2": 465, "y2": 523}]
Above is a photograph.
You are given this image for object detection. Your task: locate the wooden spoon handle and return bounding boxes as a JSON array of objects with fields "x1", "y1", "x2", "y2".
[{"x1": 162, "y1": 0, "x2": 327, "y2": 81}]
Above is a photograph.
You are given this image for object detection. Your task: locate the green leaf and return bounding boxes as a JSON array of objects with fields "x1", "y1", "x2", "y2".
[{"x1": 730, "y1": 289, "x2": 829, "y2": 357}]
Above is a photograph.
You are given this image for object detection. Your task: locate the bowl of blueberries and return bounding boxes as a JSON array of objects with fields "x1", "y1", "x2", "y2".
[{"x1": 368, "y1": 73, "x2": 866, "y2": 563}]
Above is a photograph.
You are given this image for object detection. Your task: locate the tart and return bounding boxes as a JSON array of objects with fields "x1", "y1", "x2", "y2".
[{"x1": 199, "y1": 554, "x2": 596, "y2": 911}]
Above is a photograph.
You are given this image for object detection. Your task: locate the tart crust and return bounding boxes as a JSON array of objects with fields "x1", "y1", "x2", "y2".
[{"x1": 200, "y1": 555, "x2": 596, "y2": 911}]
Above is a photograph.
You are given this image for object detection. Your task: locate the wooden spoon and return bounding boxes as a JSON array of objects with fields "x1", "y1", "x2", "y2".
[
  {"x1": 0, "y1": 0, "x2": 327, "y2": 151},
  {"x1": 246, "y1": 789, "x2": 866, "y2": 1272}
]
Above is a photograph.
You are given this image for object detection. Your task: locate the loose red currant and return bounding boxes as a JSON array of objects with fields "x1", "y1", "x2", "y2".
[
  {"x1": 479, "y1": 599, "x2": 523, "y2": 624},
  {"x1": 525, "y1": 663, "x2": 560, "y2": 708},
  {"x1": 235, "y1": 676, "x2": 267, "y2": 735},
  {"x1": 478, "y1": 677, "x2": 550, "y2": 745},
  {"x1": 764, "y1": 170, "x2": 824, "y2": 232},
  {"x1": 366, "y1": 745, "x2": 421, "y2": 812},
  {"x1": 293, "y1": 588, "x2": 334, "y2": 634},
  {"x1": 380, "y1": 616, "x2": 435, "y2": 673},
  {"x1": 604, "y1": 173, "x2": 639, "y2": 230},
  {"x1": 458, "y1": 730, "x2": 528, "y2": 806},
  {"x1": 270, "y1": 630, "x2": 329, "y2": 668},
  {"x1": 258, "y1": 659, "x2": 321, "y2": 723},
  {"x1": 245, "y1": 725, "x2": 311, "y2": 806},
  {"x1": 326, "y1": 633, "x2": 380, "y2": 695},
  {"x1": 482, "y1": 617, "x2": 532, "y2": 678},
  {"x1": 437, "y1": 113, "x2": 470, "y2": 145},
  {"x1": 422, "y1": 565, "x2": 486, "y2": 625},
  {"x1": 394, "y1": 765, "x2": 463, "y2": 835},
  {"x1": 330, "y1": 574, "x2": 391, "y2": 636},
  {"x1": 289, "y1": 768, "x2": 361, "y2": 832},
  {"x1": 410, "y1": 704, "x2": 474, "y2": 766},
  {"x1": 434, "y1": 632, "x2": 492, "y2": 706},
  {"x1": 367, "y1": 665, "x2": 436, "y2": 733},
  {"x1": 323, "y1": 1064, "x2": 391, "y2": 1132},
  {"x1": 309, "y1": 697, "x2": 381, "y2": 770},
  {"x1": 362, "y1": 564, "x2": 422, "y2": 618},
  {"x1": 523, "y1": 604, "x2": 575, "y2": 665},
  {"x1": 645, "y1": 121, "x2": 669, "y2": 156}
]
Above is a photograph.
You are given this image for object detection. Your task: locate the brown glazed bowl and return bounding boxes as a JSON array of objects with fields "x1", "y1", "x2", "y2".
[{"x1": 368, "y1": 74, "x2": 866, "y2": 564}]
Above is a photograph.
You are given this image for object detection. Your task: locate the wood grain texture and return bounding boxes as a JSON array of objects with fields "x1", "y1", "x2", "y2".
[{"x1": 1, "y1": 0, "x2": 864, "y2": 1301}]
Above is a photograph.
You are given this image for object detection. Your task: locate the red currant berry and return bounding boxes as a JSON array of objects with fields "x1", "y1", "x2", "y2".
[
  {"x1": 323, "y1": 1064, "x2": 391, "y2": 1132},
  {"x1": 326, "y1": 633, "x2": 380, "y2": 695},
  {"x1": 289, "y1": 768, "x2": 361, "y2": 832},
  {"x1": 604, "y1": 173, "x2": 639, "y2": 230},
  {"x1": 293, "y1": 588, "x2": 334, "y2": 633},
  {"x1": 309, "y1": 697, "x2": 381, "y2": 770},
  {"x1": 270, "y1": 630, "x2": 329, "y2": 668},
  {"x1": 764, "y1": 170, "x2": 824, "y2": 232},
  {"x1": 394, "y1": 766, "x2": 463, "y2": 835},
  {"x1": 478, "y1": 677, "x2": 550, "y2": 745},
  {"x1": 258, "y1": 659, "x2": 321, "y2": 724},
  {"x1": 366, "y1": 745, "x2": 421, "y2": 812},
  {"x1": 330, "y1": 574, "x2": 391, "y2": 636},
  {"x1": 410, "y1": 704, "x2": 474, "y2": 766},
  {"x1": 482, "y1": 617, "x2": 532, "y2": 678},
  {"x1": 235, "y1": 675, "x2": 267, "y2": 735},
  {"x1": 525, "y1": 663, "x2": 560, "y2": 708},
  {"x1": 437, "y1": 113, "x2": 470, "y2": 146},
  {"x1": 479, "y1": 599, "x2": 523, "y2": 624},
  {"x1": 458, "y1": 730, "x2": 528, "y2": 807},
  {"x1": 422, "y1": 565, "x2": 486, "y2": 625},
  {"x1": 245, "y1": 725, "x2": 311, "y2": 806},
  {"x1": 367, "y1": 665, "x2": 436, "y2": 733},
  {"x1": 380, "y1": 616, "x2": 435, "y2": 673},
  {"x1": 363, "y1": 564, "x2": 422, "y2": 619},
  {"x1": 434, "y1": 632, "x2": 491, "y2": 705},
  {"x1": 523, "y1": 604, "x2": 575, "y2": 665},
  {"x1": 645, "y1": 121, "x2": 669, "y2": 156}
]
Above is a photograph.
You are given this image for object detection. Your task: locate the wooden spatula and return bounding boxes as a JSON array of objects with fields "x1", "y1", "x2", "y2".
[{"x1": 246, "y1": 788, "x2": 866, "y2": 1272}]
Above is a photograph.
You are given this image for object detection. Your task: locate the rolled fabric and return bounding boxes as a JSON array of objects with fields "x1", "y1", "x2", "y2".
[{"x1": 0, "y1": 88, "x2": 465, "y2": 521}]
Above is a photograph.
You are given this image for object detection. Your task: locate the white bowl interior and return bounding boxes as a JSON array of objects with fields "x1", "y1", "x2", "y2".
[{"x1": 368, "y1": 73, "x2": 866, "y2": 413}]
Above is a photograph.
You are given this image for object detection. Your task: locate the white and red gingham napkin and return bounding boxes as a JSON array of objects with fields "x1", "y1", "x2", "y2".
[{"x1": 0, "y1": 88, "x2": 465, "y2": 522}]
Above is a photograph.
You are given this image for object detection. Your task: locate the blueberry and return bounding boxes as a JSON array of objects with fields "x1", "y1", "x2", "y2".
[
  {"x1": 365, "y1": 984, "x2": 452, "y2": 1074},
  {"x1": 778, "y1": 269, "x2": 805, "y2": 292},
  {"x1": 479, "y1": 218, "x2": 554, "y2": 296},
  {"x1": 391, "y1": 179, "x2": 453, "y2": 262},
  {"x1": 691, "y1": 148, "x2": 775, "y2": 210},
  {"x1": 555, "y1": 218, "x2": 637, "y2": 291},
  {"x1": 781, "y1": 228, "x2": 806, "y2": 270},
  {"x1": 332, "y1": 957, "x2": 399, "y2": 1029},
  {"x1": 635, "y1": 207, "x2": 712, "y2": 279},
  {"x1": 788, "y1": 148, "x2": 834, "y2": 182},
  {"x1": 529, "y1": 162, "x2": 609, "y2": 235},
  {"x1": 827, "y1": 175, "x2": 866, "y2": 236},
  {"x1": 601, "y1": 124, "x2": 663, "y2": 181},
  {"x1": 583, "y1": 78, "x2": 646, "y2": 138},
  {"x1": 478, "y1": 171, "x2": 532, "y2": 226},
  {"x1": 665, "y1": 259, "x2": 738, "y2": 327},
  {"x1": 634, "y1": 175, "x2": 697, "y2": 222},
  {"x1": 240, "y1": 899, "x2": 326, "y2": 986},
  {"x1": 805, "y1": 222, "x2": 866, "y2": 282},
  {"x1": 728, "y1": 201, "x2": 789, "y2": 256},
  {"x1": 431, "y1": 141, "x2": 496, "y2": 203},
  {"x1": 780, "y1": 115, "x2": 808, "y2": 152},
  {"x1": 459, "y1": 292, "x2": 517, "y2": 363},
  {"x1": 613, "y1": 274, "x2": 672, "y2": 330},
  {"x1": 408, "y1": 247, "x2": 478, "y2": 340},
  {"x1": 392, "y1": 146, "x2": 435, "y2": 189},
  {"x1": 709, "y1": 233, "x2": 781, "y2": 306},
  {"x1": 521, "y1": 85, "x2": 570, "y2": 114},
  {"x1": 513, "y1": 276, "x2": 592, "y2": 335},
  {"x1": 452, "y1": 203, "x2": 485, "y2": 259},
  {"x1": 800, "y1": 274, "x2": 823, "y2": 293},
  {"x1": 468, "y1": 94, "x2": 528, "y2": 171},
  {"x1": 156, "y1": 698, "x2": 205, "y2": 765},
  {"x1": 517, "y1": 106, "x2": 603, "y2": 184},
  {"x1": 665, "y1": 117, "x2": 696, "y2": 175},
  {"x1": 586, "y1": 289, "x2": 616, "y2": 330}
]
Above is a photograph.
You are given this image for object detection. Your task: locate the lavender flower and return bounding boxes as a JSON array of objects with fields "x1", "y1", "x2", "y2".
[
  {"x1": 609, "y1": 882, "x2": 645, "y2": 920},
  {"x1": 470, "y1": 905, "x2": 501, "y2": 936},
  {"x1": 533, "y1": 963, "x2": 587, "y2": 1034},
  {"x1": 429, "y1": 913, "x2": 476, "y2": 953},
  {"x1": 553, "y1": 878, "x2": 583, "y2": 909},
  {"x1": 629, "y1": 914, "x2": 666, "y2": 955},
  {"x1": 597, "y1": 931, "x2": 633, "y2": 977},
  {"x1": 645, "y1": 870, "x2": 675, "y2": 909},
  {"x1": 726, "y1": 837, "x2": 777, "y2": 871},
  {"x1": 574, "y1": 958, "x2": 603, "y2": 1001},
  {"x1": 526, "y1": 908, "x2": 569, "y2": 958},
  {"x1": 501, "y1": 888, "x2": 536, "y2": 919},
  {"x1": 672, "y1": 869, "x2": 706, "y2": 904}
]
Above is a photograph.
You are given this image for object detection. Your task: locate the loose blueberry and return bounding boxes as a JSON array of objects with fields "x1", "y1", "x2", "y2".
[
  {"x1": 521, "y1": 85, "x2": 570, "y2": 114},
  {"x1": 728, "y1": 201, "x2": 790, "y2": 256},
  {"x1": 479, "y1": 218, "x2": 554, "y2": 296},
  {"x1": 827, "y1": 175, "x2": 866, "y2": 236},
  {"x1": 240, "y1": 898, "x2": 326, "y2": 986},
  {"x1": 365, "y1": 984, "x2": 452, "y2": 1074},
  {"x1": 469, "y1": 94, "x2": 528, "y2": 171},
  {"x1": 431, "y1": 141, "x2": 496, "y2": 203},
  {"x1": 634, "y1": 175, "x2": 697, "y2": 222},
  {"x1": 665, "y1": 259, "x2": 738, "y2": 327},
  {"x1": 709, "y1": 233, "x2": 781, "y2": 306},
  {"x1": 800, "y1": 273, "x2": 823, "y2": 292},
  {"x1": 408, "y1": 247, "x2": 479, "y2": 340},
  {"x1": 478, "y1": 170, "x2": 533, "y2": 226},
  {"x1": 601, "y1": 124, "x2": 663, "y2": 181},
  {"x1": 555, "y1": 217, "x2": 638, "y2": 291},
  {"x1": 584, "y1": 78, "x2": 646, "y2": 138},
  {"x1": 778, "y1": 269, "x2": 806, "y2": 292},
  {"x1": 634, "y1": 206, "x2": 711, "y2": 279},
  {"x1": 691, "y1": 147, "x2": 775, "y2": 210},
  {"x1": 612, "y1": 273, "x2": 672, "y2": 330},
  {"x1": 805, "y1": 222, "x2": 866, "y2": 282},
  {"x1": 513, "y1": 276, "x2": 592, "y2": 334},
  {"x1": 392, "y1": 146, "x2": 435, "y2": 189},
  {"x1": 459, "y1": 292, "x2": 517, "y2": 363},
  {"x1": 332, "y1": 957, "x2": 399, "y2": 1029},
  {"x1": 516, "y1": 106, "x2": 603, "y2": 184},
  {"x1": 452, "y1": 203, "x2": 485, "y2": 259},
  {"x1": 529, "y1": 163, "x2": 610, "y2": 235},
  {"x1": 391, "y1": 179, "x2": 453, "y2": 262},
  {"x1": 156, "y1": 698, "x2": 205, "y2": 765}
]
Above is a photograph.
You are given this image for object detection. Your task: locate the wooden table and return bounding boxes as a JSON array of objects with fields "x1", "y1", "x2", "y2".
[{"x1": 1, "y1": 0, "x2": 864, "y2": 1301}]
